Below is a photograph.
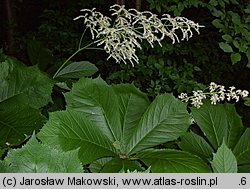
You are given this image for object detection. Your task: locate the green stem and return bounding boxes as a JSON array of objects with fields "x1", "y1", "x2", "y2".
[
  {"x1": 85, "y1": 47, "x2": 104, "y2": 51},
  {"x1": 52, "y1": 48, "x2": 81, "y2": 79},
  {"x1": 52, "y1": 38, "x2": 105, "y2": 79},
  {"x1": 78, "y1": 28, "x2": 87, "y2": 50}
]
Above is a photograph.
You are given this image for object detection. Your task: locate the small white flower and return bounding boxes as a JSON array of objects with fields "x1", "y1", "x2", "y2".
[
  {"x1": 239, "y1": 90, "x2": 249, "y2": 97},
  {"x1": 242, "y1": 90, "x2": 249, "y2": 97},
  {"x1": 178, "y1": 93, "x2": 188, "y2": 99},
  {"x1": 219, "y1": 92, "x2": 225, "y2": 101},
  {"x1": 209, "y1": 82, "x2": 217, "y2": 92},
  {"x1": 218, "y1": 85, "x2": 225, "y2": 93},
  {"x1": 210, "y1": 94, "x2": 220, "y2": 105},
  {"x1": 229, "y1": 86, "x2": 236, "y2": 91}
]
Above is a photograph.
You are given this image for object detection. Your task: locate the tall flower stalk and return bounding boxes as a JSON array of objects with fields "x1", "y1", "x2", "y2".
[{"x1": 53, "y1": 4, "x2": 203, "y2": 78}]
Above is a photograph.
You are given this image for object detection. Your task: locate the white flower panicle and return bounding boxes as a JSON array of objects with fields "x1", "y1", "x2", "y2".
[
  {"x1": 74, "y1": 4, "x2": 204, "y2": 66},
  {"x1": 178, "y1": 82, "x2": 249, "y2": 108}
]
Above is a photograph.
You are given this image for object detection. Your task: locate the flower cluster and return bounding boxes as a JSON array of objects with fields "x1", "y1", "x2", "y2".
[
  {"x1": 74, "y1": 4, "x2": 204, "y2": 66},
  {"x1": 178, "y1": 82, "x2": 249, "y2": 108}
]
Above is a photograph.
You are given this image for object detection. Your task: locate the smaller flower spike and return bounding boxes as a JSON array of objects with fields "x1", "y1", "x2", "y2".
[{"x1": 178, "y1": 82, "x2": 249, "y2": 108}]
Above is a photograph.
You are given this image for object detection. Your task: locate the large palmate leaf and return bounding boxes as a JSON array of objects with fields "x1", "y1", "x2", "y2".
[
  {"x1": 3, "y1": 134, "x2": 83, "y2": 173},
  {"x1": 0, "y1": 95, "x2": 46, "y2": 146},
  {"x1": 57, "y1": 61, "x2": 98, "y2": 78},
  {"x1": 127, "y1": 94, "x2": 190, "y2": 155},
  {"x1": 100, "y1": 157, "x2": 143, "y2": 173},
  {"x1": 113, "y1": 84, "x2": 150, "y2": 148},
  {"x1": 191, "y1": 101, "x2": 244, "y2": 150},
  {"x1": 0, "y1": 57, "x2": 54, "y2": 108},
  {"x1": 37, "y1": 110, "x2": 117, "y2": 165},
  {"x1": 179, "y1": 131, "x2": 214, "y2": 160},
  {"x1": 233, "y1": 128, "x2": 250, "y2": 165},
  {"x1": 211, "y1": 141, "x2": 237, "y2": 173},
  {"x1": 65, "y1": 77, "x2": 121, "y2": 142},
  {"x1": 137, "y1": 149, "x2": 211, "y2": 173}
]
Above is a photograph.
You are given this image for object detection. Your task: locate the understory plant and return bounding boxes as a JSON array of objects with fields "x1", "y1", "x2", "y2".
[
  {"x1": 38, "y1": 77, "x2": 250, "y2": 173},
  {"x1": 0, "y1": 4, "x2": 249, "y2": 173}
]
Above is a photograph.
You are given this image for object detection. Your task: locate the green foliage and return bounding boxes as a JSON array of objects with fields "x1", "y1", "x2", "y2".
[
  {"x1": 100, "y1": 157, "x2": 143, "y2": 173},
  {"x1": 211, "y1": 141, "x2": 237, "y2": 173},
  {"x1": 38, "y1": 77, "x2": 200, "y2": 172},
  {"x1": 0, "y1": 95, "x2": 46, "y2": 146},
  {"x1": 147, "y1": 0, "x2": 202, "y2": 15},
  {"x1": 178, "y1": 101, "x2": 250, "y2": 173},
  {"x1": 126, "y1": 93, "x2": 190, "y2": 155},
  {"x1": 0, "y1": 55, "x2": 53, "y2": 147},
  {"x1": 179, "y1": 131, "x2": 214, "y2": 160},
  {"x1": 208, "y1": 1, "x2": 250, "y2": 67},
  {"x1": 113, "y1": 84, "x2": 151, "y2": 145},
  {"x1": 1, "y1": 134, "x2": 83, "y2": 173},
  {"x1": 231, "y1": 53, "x2": 241, "y2": 64},
  {"x1": 0, "y1": 59, "x2": 249, "y2": 172},
  {"x1": 137, "y1": 149, "x2": 211, "y2": 173},
  {"x1": 89, "y1": 157, "x2": 113, "y2": 173},
  {"x1": 56, "y1": 61, "x2": 98, "y2": 78},
  {"x1": 233, "y1": 128, "x2": 250, "y2": 165},
  {"x1": 0, "y1": 56, "x2": 54, "y2": 108},
  {"x1": 38, "y1": 110, "x2": 117, "y2": 165},
  {"x1": 107, "y1": 44, "x2": 205, "y2": 98},
  {"x1": 147, "y1": 0, "x2": 250, "y2": 68},
  {"x1": 219, "y1": 42, "x2": 233, "y2": 53},
  {"x1": 39, "y1": 76, "x2": 250, "y2": 172},
  {"x1": 191, "y1": 101, "x2": 244, "y2": 149},
  {"x1": 0, "y1": 161, "x2": 8, "y2": 173},
  {"x1": 65, "y1": 77, "x2": 122, "y2": 141}
]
